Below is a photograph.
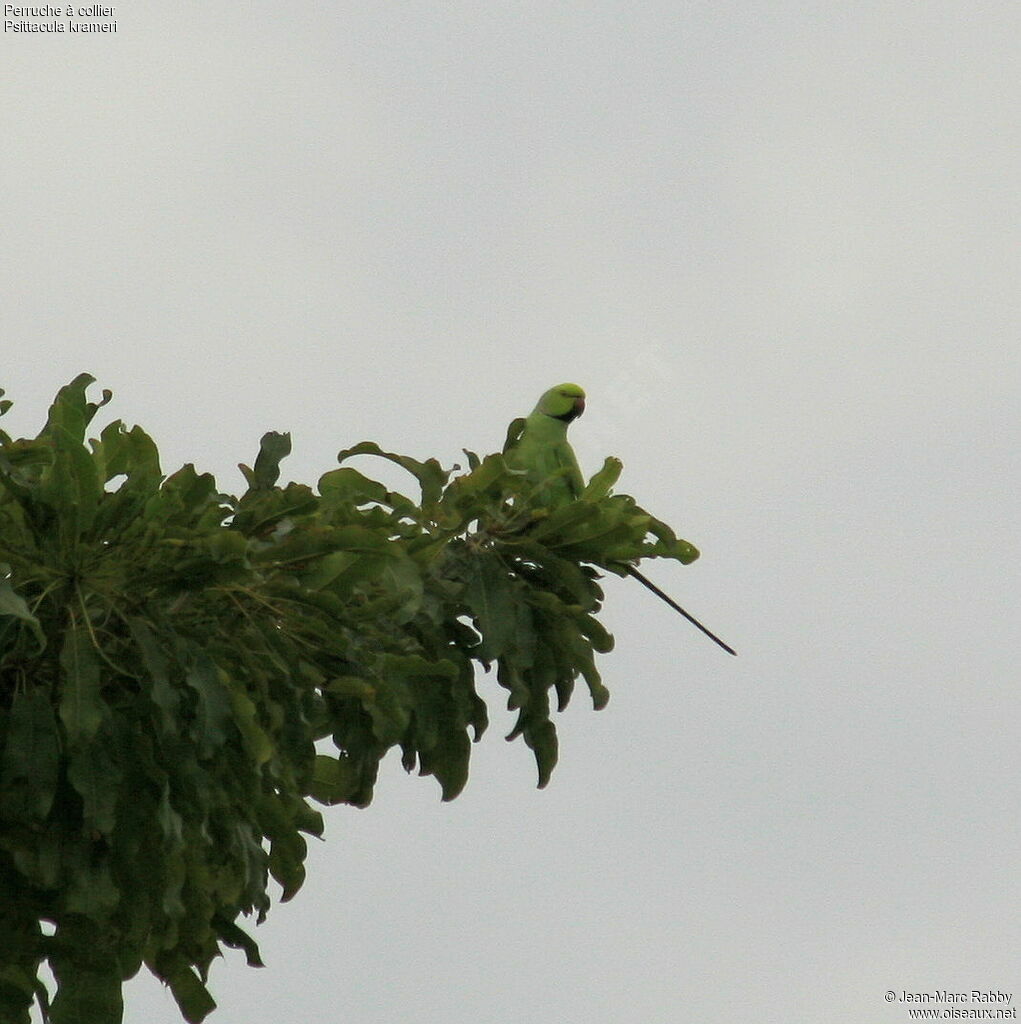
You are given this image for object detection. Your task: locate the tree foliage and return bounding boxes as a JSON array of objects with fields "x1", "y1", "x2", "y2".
[{"x1": 0, "y1": 375, "x2": 700, "y2": 1024}]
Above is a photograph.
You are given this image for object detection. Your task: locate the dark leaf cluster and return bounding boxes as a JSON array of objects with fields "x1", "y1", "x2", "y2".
[{"x1": 0, "y1": 376, "x2": 700, "y2": 1024}]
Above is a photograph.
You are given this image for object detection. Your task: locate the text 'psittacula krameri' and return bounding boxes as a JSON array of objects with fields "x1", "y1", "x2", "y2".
[{"x1": 506, "y1": 383, "x2": 736, "y2": 655}]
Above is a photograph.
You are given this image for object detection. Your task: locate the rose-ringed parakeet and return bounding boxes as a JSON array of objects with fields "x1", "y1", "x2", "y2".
[
  {"x1": 506, "y1": 383, "x2": 736, "y2": 655},
  {"x1": 504, "y1": 382, "x2": 587, "y2": 508}
]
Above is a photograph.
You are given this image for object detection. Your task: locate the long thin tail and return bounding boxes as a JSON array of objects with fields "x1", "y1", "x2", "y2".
[{"x1": 627, "y1": 566, "x2": 737, "y2": 656}]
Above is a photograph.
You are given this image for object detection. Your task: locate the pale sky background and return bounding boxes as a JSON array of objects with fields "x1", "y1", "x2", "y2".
[{"x1": 3, "y1": 3, "x2": 1019, "y2": 1022}]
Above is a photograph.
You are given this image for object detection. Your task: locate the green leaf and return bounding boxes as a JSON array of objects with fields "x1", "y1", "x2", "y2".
[
  {"x1": 49, "y1": 970, "x2": 123, "y2": 1024},
  {"x1": 309, "y1": 753, "x2": 361, "y2": 805},
  {"x1": 255, "y1": 523, "x2": 386, "y2": 570},
  {"x1": 93, "y1": 419, "x2": 162, "y2": 485},
  {"x1": 317, "y1": 467, "x2": 391, "y2": 509},
  {"x1": 525, "y1": 719, "x2": 558, "y2": 789},
  {"x1": 644, "y1": 517, "x2": 700, "y2": 564},
  {"x1": 326, "y1": 675, "x2": 376, "y2": 699},
  {"x1": 156, "y1": 957, "x2": 217, "y2": 1024},
  {"x1": 502, "y1": 417, "x2": 525, "y2": 452},
  {"x1": 205, "y1": 529, "x2": 248, "y2": 565},
  {"x1": 36, "y1": 436, "x2": 102, "y2": 539},
  {"x1": 127, "y1": 618, "x2": 179, "y2": 733},
  {"x1": 0, "y1": 965, "x2": 37, "y2": 1024},
  {"x1": 0, "y1": 688, "x2": 61, "y2": 820},
  {"x1": 228, "y1": 686, "x2": 273, "y2": 766},
  {"x1": 268, "y1": 830, "x2": 307, "y2": 901},
  {"x1": 42, "y1": 372, "x2": 111, "y2": 444},
  {"x1": 418, "y1": 728, "x2": 471, "y2": 802},
  {"x1": 571, "y1": 633, "x2": 611, "y2": 711},
  {"x1": 581, "y1": 456, "x2": 623, "y2": 500},
  {"x1": 64, "y1": 855, "x2": 121, "y2": 917},
  {"x1": 359, "y1": 676, "x2": 413, "y2": 747},
  {"x1": 337, "y1": 441, "x2": 450, "y2": 508},
  {"x1": 525, "y1": 499, "x2": 601, "y2": 542},
  {"x1": 239, "y1": 431, "x2": 291, "y2": 491},
  {"x1": 461, "y1": 553, "x2": 519, "y2": 660},
  {"x1": 441, "y1": 452, "x2": 511, "y2": 511},
  {"x1": 49, "y1": 919, "x2": 124, "y2": 1024},
  {"x1": 0, "y1": 576, "x2": 46, "y2": 650},
  {"x1": 579, "y1": 613, "x2": 614, "y2": 654},
  {"x1": 212, "y1": 916, "x2": 264, "y2": 968},
  {"x1": 58, "y1": 621, "x2": 105, "y2": 744},
  {"x1": 183, "y1": 648, "x2": 234, "y2": 758},
  {"x1": 0, "y1": 437, "x2": 55, "y2": 505},
  {"x1": 67, "y1": 731, "x2": 121, "y2": 836},
  {"x1": 300, "y1": 549, "x2": 360, "y2": 590},
  {"x1": 153, "y1": 463, "x2": 219, "y2": 521}
]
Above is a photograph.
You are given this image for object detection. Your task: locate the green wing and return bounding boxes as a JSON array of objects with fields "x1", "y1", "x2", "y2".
[{"x1": 505, "y1": 409, "x2": 583, "y2": 508}]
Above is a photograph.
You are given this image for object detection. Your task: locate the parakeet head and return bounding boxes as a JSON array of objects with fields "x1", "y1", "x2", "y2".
[{"x1": 534, "y1": 383, "x2": 586, "y2": 423}]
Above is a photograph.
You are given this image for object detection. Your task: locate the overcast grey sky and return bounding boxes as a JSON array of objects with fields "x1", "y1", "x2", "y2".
[{"x1": 4, "y1": 3, "x2": 1020, "y2": 1022}]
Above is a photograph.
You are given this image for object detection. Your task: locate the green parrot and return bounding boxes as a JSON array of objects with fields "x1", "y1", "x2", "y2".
[
  {"x1": 506, "y1": 383, "x2": 736, "y2": 656},
  {"x1": 504, "y1": 382, "x2": 587, "y2": 508}
]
